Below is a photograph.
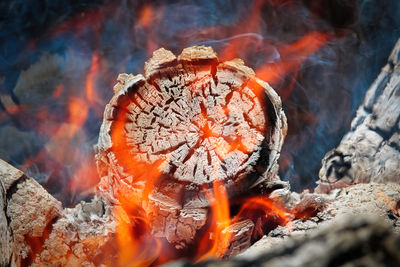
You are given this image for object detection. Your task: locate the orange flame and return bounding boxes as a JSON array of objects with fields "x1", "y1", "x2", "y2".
[
  {"x1": 68, "y1": 97, "x2": 89, "y2": 137},
  {"x1": 67, "y1": 156, "x2": 99, "y2": 194},
  {"x1": 108, "y1": 107, "x2": 171, "y2": 266},
  {"x1": 235, "y1": 196, "x2": 292, "y2": 224},
  {"x1": 138, "y1": 5, "x2": 155, "y2": 28},
  {"x1": 134, "y1": 4, "x2": 163, "y2": 55},
  {"x1": 114, "y1": 202, "x2": 161, "y2": 267},
  {"x1": 196, "y1": 180, "x2": 232, "y2": 261},
  {"x1": 112, "y1": 159, "x2": 167, "y2": 266},
  {"x1": 256, "y1": 31, "x2": 331, "y2": 88},
  {"x1": 85, "y1": 52, "x2": 100, "y2": 105},
  {"x1": 219, "y1": 0, "x2": 264, "y2": 61},
  {"x1": 52, "y1": 84, "x2": 64, "y2": 98}
]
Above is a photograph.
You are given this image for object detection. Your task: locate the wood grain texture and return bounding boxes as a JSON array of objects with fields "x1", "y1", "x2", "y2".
[{"x1": 95, "y1": 46, "x2": 287, "y2": 246}]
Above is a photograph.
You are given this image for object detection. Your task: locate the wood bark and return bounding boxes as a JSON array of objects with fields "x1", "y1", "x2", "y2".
[
  {"x1": 95, "y1": 46, "x2": 287, "y2": 247},
  {"x1": 0, "y1": 158, "x2": 61, "y2": 265},
  {"x1": 317, "y1": 38, "x2": 400, "y2": 192}
]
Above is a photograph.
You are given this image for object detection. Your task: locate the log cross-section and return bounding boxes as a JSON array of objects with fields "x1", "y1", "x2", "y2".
[{"x1": 95, "y1": 46, "x2": 287, "y2": 247}]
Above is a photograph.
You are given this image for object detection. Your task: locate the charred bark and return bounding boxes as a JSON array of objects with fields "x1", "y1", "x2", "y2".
[{"x1": 317, "y1": 38, "x2": 400, "y2": 192}]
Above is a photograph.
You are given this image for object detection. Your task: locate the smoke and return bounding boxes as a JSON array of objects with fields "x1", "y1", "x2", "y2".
[{"x1": 0, "y1": 0, "x2": 399, "y2": 204}]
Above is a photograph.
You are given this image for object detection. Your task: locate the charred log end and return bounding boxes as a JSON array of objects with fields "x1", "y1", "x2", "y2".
[{"x1": 95, "y1": 46, "x2": 287, "y2": 249}]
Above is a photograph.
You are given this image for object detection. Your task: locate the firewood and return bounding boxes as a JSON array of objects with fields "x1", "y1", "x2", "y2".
[
  {"x1": 317, "y1": 38, "x2": 400, "y2": 192},
  {"x1": 95, "y1": 46, "x2": 287, "y2": 247},
  {"x1": 243, "y1": 182, "x2": 400, "y2": 258},
  {"x1": 0, "y1": 158, "x2": 117, "y2": 266},
  {"x1": 0, "y1": 158, "x2": 62, "y2": 265}
]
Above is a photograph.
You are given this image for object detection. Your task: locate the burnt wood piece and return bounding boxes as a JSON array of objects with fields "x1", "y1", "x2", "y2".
[
  {"x1": 0, "y1": 159, "x2": 116, "y2": 266},
  {"x1": 218, "y1": 219, "x2": 255, "y2": 259},
  {"x1": 0, "y1": 158, "x2": 62, "y2": 265},
  {"x1": 317, "y1": 38, "x2": 400, "y2": 192},
  {"x1": 0, "y1": 159, "x2": 17, "y2": 266},
  {"x1": 95, "y1": 46, "x2": 287, "y2": 247},
  {"x1": 0, "y1": 47, "x2": 287, "y2": 265}
]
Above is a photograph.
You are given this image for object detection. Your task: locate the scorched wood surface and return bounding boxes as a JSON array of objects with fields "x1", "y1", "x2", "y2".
[{"x1": 95, "y1": 46, "x2": 287, "y2": 246}]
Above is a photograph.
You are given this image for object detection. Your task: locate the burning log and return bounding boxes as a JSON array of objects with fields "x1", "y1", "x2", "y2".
[
  {"x1": 95, "y1": 46, "x2": 287, "y2": 247},
  {"x1": 0, "y1": 46, "x2": 287, "y2": 266},
  {"x1": 317, "y1": 38, "x2": 400, "y2": 192}
]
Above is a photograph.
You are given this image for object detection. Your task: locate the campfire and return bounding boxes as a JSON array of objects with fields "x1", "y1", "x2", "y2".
[{"x1": 1, "y1": 1, "x2": 400, "y2": 266}]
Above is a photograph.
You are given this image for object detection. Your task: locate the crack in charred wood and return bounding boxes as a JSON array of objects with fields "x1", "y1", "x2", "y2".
[{"x1": 5, "y1": 174, "x2": 27, "y2": 202}]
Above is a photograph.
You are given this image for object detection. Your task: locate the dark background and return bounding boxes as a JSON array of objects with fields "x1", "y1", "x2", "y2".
[{"x1": 1, "y1": 0, "x2": 399, "y2": 206}]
